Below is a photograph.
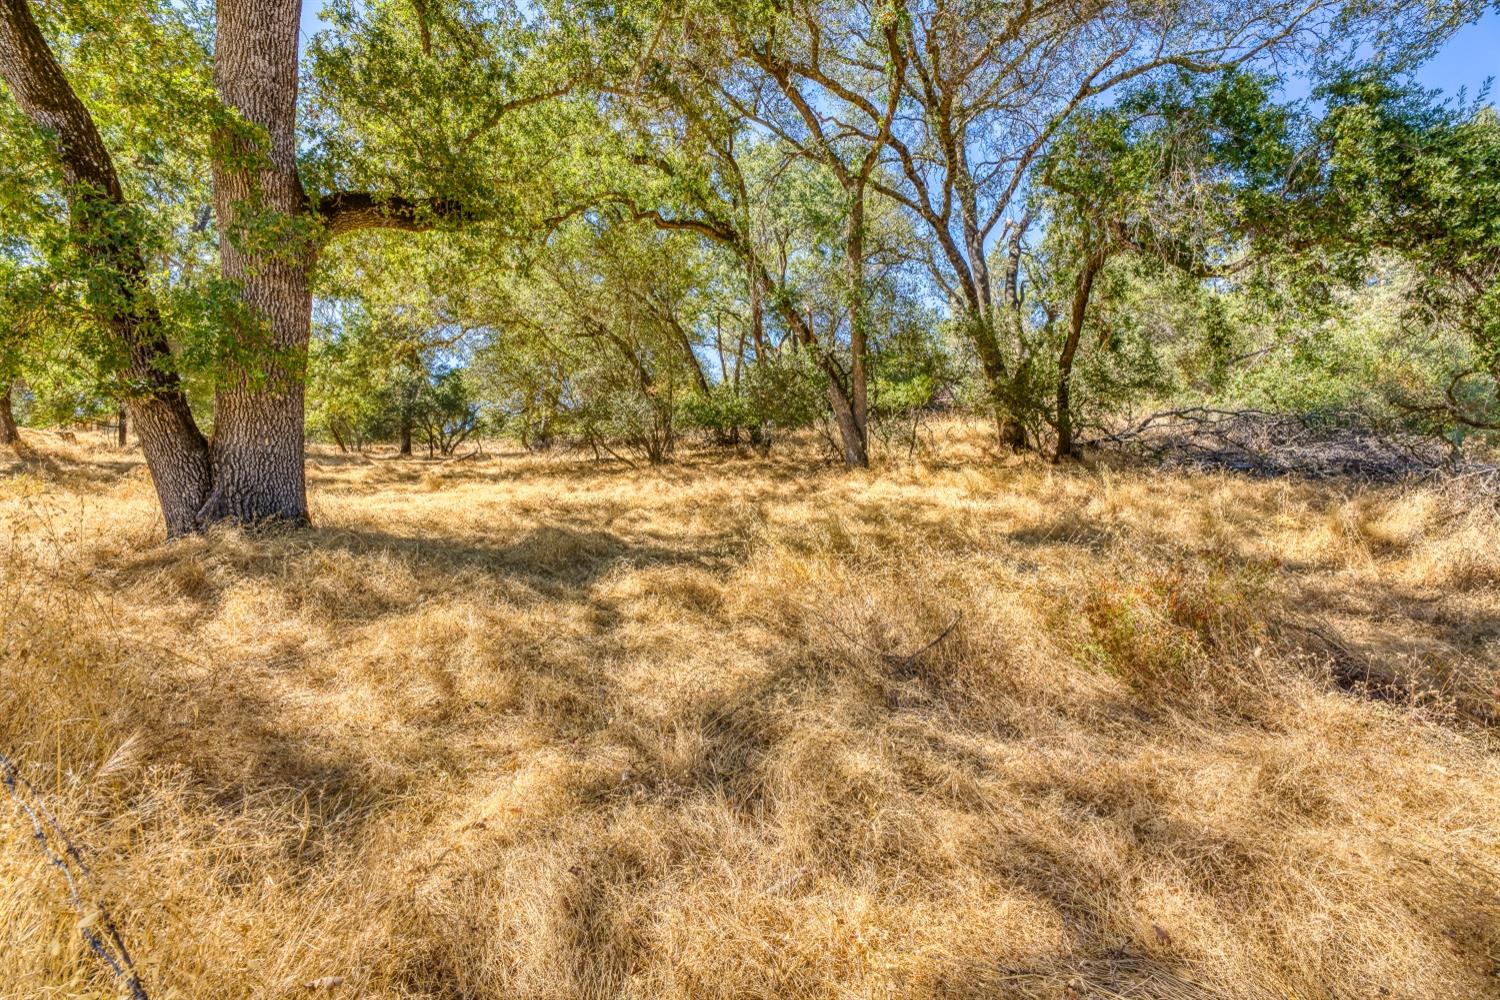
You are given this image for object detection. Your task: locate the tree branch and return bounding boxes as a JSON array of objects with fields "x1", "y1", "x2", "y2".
[{"x1": 316, "y1": 191, "x2": 471, "y2": 238}]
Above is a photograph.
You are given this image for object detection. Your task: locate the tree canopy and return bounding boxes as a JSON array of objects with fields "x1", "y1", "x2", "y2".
[{"x1": 2, "y1": 0, "x2": 1496, "y2": 532}]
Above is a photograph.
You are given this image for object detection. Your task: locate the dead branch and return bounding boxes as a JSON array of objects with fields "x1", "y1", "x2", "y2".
[
  {"x1": 0, "y1": 752, "x2": 151, "y2": 1000},
  {"x1": 1081, "y1": 408, "x2": 1484, "y2": 483},
  {"x1": 886, "y1": 613, "x2": 964, "y2": 674}
]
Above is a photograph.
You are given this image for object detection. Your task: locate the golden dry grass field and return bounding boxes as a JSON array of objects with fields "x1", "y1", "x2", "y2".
[{"x1": 2, "y1": 423, "x2": 1499, "y2": 999}]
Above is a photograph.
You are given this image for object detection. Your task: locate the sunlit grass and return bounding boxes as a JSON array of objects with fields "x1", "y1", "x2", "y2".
[{"x1": 2, "y1": 422, "x2": 1497, "y2": 999}]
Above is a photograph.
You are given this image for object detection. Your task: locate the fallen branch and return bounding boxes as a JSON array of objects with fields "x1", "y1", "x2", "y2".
[
  {"x1": 443, "y1": 446, "x2": 483, "y2": 464},
  {"x1": 1082, "y1": 408, "x2": 1475, "y2": 482},
  {"x1": 886, "y1": 613, "x2": 964, "y2": 675},
  {"x1": 0, "y1": 751, "x2": 151, "y2": 1000}
]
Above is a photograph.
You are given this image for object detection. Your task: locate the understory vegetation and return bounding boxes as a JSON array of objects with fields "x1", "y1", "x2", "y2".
[
  {"x1": 4, "y1": 0, "x2": 1499, "y2": 529},
  {"x1": 2, "y1": 424, "x2": 1498, "y2": 999}
]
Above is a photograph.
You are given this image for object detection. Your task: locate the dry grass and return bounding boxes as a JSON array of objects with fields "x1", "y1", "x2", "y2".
[{"x1": 2, "y1": 422, "x2": 1498, "y2": 1000}]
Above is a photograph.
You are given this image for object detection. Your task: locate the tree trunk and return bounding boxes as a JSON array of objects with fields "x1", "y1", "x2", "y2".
[
  {"x1": 5, "y1": 0, "x2": 479, "y2": 534},
  {"x1": 131, "y1": 393, "x2": 214, "y2": 533},
  {"x1": 116, "y1": 403, "x2": 126, "y2": 447},
  {"x1": 826, "y1": 380, "x2": 867, "y2": 468},
  {"x1": 0, "y1": 384, "x2": 19, "y2": 447},
  {"x1": 1054, "y1": 251, "x2": 1105, "y2": 462},
  {"x1": 749, "y1": 262, "x2": 867, "y2": 467},
  {"x1": 960, "y1": 310, "x2": 1027, "y2": 451},
  {"x1": 801, "y1": 316, "x2": 865, "y2": 469},
  {"x1": 399, "y1": 413, "x2": 413, "y2": 456},
  {"x1": 748, "y1": 255, "x2": 765, "y2": 358},
  {"x1": 678, "y1": 316, "x2": 712, "y2": 397},
  {"x1": 199, "y1": 0, "x2": 312, "y2": 526},
  {"x1": 996, "y1": 221, "x2": 1033, "y2": 452},
  {"x1": 0, "y1": 0, "x2": 213, "y2": 536},
  {"x1": 841, "y1": 189, "x2": 870, "y2": 469}
]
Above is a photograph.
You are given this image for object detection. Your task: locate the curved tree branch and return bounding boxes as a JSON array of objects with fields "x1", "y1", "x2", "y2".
[{"x1": 316, "y1": 190, "x2": 473, "y2": 238}]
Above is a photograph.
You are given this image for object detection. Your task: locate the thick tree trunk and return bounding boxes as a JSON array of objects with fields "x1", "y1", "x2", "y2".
[
  {"x1": 0, "y1": 0, "x2": 213, "y2": 536},
  {"x1": 201, "y1": 0, "x2": 312, "y2": 526},
  {"x1": 6, "y1": 0, "x2": 471, "y2": 534},
  {"x1": 131, "y1": 394, "x2": 214, "y2": 533},
  {"x1": 0, "y1": 384, "x2": 18, "y2": 447},
  {"x1": 116, "y1": 403, "x2": 126, "y2": 447},
  {"x1": 399, "y1": 413, "x2": 413, "y2": 456}
]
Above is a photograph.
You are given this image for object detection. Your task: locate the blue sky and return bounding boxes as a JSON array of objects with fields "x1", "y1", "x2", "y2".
[{"x1": 1413, "y1": 10, "x2": 1499, "y2": 95}]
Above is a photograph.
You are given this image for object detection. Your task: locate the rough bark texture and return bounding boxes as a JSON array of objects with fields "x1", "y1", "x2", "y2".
[
  {"x1": 4, "y1": 0, "x2": 466, "y2": 535},
  {"x1": 131, "y1": 393, "x2": 214, "y2": 532},
  {"x1": 116, "y1": 404, "x2": 126, "y2": 447},
  {"x1": 0, "y1": 0, "x2": 213, "y2": 535},
  {"x1": 0, "y1": 384, "x2": 19, "y2": 446},
  {"x1": 201, "y1": 0, "x2": 312, "y2": 526},
  {"x1": 826, "y1": 382, "x2": 867, "y2": 469}
]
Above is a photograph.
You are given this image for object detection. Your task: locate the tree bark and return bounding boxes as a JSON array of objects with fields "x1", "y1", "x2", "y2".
[
  {"x1": 0, "y1": 384, "x2": 19, "y2": 447},
  {"x1": 399, "y1": 413, "x2": 413, "y2": 456},
  {"x1": 198, "y1": 0, "x2": 312, "y2": 526},
  {"x1": 826, "y1": 379, "x2": 867, "y2": 468},
  {"x1": 841, "y1": 189, "x2": 871, "y2": 469},
  {"x1": 748, "y1": 255, "x2": 765, "y2": 358},
  {"x1": 961, "y1": 310, "x2": 1027, "y2": 451},
  {"x1": 116, "y1": 403, "x2": 126, "y2": 447},
  {"x1": 787, "y1": 303, "x2": 864, "y2": 469},
  {"x1": 0, "y1": 0, "x2": 213, "y2": 535},
  {"x1": 5, "y1": 0, "x2": 493, "y2": 534},
  {"x1": 1054, "y1": 251, "x2": 1105, "y2": 462}
]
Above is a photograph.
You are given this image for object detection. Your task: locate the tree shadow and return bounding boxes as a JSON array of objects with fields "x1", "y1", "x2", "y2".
[{"x1": 1, "y1": 446, "x2": 140, "y2": 490}]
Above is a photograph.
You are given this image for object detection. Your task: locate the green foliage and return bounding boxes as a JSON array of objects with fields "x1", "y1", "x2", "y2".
[
  {"x1": 416, "y1": 367, "x2": 484, "y2": 456},
  {"x1": 868, "y1": 316, "x2": 955, "y2": 418},
  {"x1": 309, "y1": 306, "x2": 485, "y2": 456},
  {"x1": 1307, "y1": 74, "x2": 1500, "y2": 428},
  {"x1": 0, "y1": 0, "x2": 233, "y2": 417},
  {"x1": 308, "y1": 317, "x2": 413, "y2": 451},
  {"x1": 5, "y1": 0, "x2": 1494, "y2": 467},
  {"x1": 464, "y1": 217, "x2": 715, "y2": 462},
  {"x1": 1005, "y1": 70, "x2": 1301, "y2": 446},
  {"x1": 679, "y1": 349, "x2": 827, "y2": 442}
]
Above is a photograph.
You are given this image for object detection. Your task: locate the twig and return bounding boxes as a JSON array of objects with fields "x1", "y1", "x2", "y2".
[
  {"x1": 792, "y1": 600, "x2": 963, "y2": 675},
  {"x1": 0, "y1": 751, "x2": 151, "y2": 1000},
  {"x1": 886, "y1": 612, "x2": 964, "y2": 673}
]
